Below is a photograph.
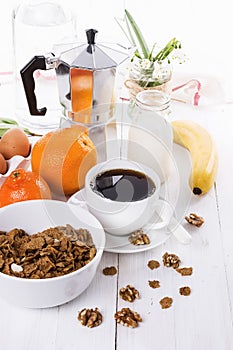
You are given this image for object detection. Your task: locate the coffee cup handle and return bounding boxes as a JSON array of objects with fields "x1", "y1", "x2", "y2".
[
  {"x1": 143, "y1": 199, "x2": 173, "y2": 231},
  {"x1": 144, "y1": 198, "x2": 192, "y2": 245}
]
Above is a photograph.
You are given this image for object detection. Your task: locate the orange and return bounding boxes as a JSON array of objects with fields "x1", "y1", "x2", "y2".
[
  {"x1": 31, "y1": 126, "x2": 97, "y2": 196},
  {"x1": 0, "y1": 168, "x2": 51, "y2": 208},
  {"x1": 71, "y1": 68, "x2": 93, "y2": 118}
]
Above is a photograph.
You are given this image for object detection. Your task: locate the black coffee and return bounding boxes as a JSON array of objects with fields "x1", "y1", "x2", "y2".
[{"x1": 91, "y1": 168, "x2": 156, "y2": 202}]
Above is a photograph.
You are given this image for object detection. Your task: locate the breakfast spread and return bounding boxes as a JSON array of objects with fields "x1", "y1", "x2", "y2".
[{"x1": 0, "y1": 4, "x2": 223, "y2": 349}]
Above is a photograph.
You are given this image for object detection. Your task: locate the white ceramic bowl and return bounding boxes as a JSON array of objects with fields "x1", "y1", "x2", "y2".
[{"x1": 0, "y1": 199, "x2": 105, "y2": 308}]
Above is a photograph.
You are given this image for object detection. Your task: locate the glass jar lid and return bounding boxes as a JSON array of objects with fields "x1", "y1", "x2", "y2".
[{"x1": 136, "y1": 90, "x2": 170, "y2": 112}]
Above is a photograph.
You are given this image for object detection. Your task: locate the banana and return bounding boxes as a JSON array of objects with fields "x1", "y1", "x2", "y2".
[{"x1": 171, "y1": 120, "x2": 218, "y2": 195}]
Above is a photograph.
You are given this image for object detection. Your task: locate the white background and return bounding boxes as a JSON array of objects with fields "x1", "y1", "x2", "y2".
[{"x1": 0, "y1": 0, "x2": 232, "y2": 77}]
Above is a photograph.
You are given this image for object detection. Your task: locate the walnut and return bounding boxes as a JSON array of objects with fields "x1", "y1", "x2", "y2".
[
  {"x1": 147, "y1": 260, "x2": 160, "y2": 270},
  {"x1": 148, "y1": 280, "x2": 160, "y2": 289},
  {"x1": 77, "y1": 307, "x2": 102, "y2": 328},
  {"x1": 114, "y1": 307, "x2": 142, "y2": 328},
  {"x1": 102, "y1": 266, "x2": 117, "y2": 276},
  {"x1": 176, "y1": 267, "x2": 193, "y2": 276},
  {"x1": 159, "y1": 297, "x2": 173, "y2": 309},
  {"x1": 128, "y1": 229, "x2": 150, "y2": 245},
  {"x1": 119, "y1": 285, "x2": 140, "y2": 302},
  {"x1": 185, "y1": 213, "x2": 204, "y2": 227},
  {"x1": 162, "y1": 252, "x2": 181, "y2": 269},
  {"x1": 179, "y1": 286, "x2": 191, "y2": 296}
]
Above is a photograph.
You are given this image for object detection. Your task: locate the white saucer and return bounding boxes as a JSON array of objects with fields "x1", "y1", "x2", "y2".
[
  {"x1": 68, "y1": 188, "x2": 171, "y2": 253},
  {"x1": 104, "y1": 228, "x2": 170, "y2": 254}
]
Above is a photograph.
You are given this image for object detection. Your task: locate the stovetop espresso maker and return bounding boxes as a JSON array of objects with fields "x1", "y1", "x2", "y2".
[{"x1": 20, "y1": 29, "x2": 129, "y2": 124}]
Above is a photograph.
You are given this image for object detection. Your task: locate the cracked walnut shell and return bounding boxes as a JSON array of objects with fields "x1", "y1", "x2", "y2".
[
  {"x1": 114, "y1": 307, "x2": 142, "y2": 328},
  {"x1": 77, "y1": 307, "x2": 102, "y2": 328}
]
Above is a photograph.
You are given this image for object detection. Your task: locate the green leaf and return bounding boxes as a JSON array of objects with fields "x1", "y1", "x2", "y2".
[
  {"x1": 154, "y1": 37, "x2": 181, "y2": 62},
  {"x1": 125, "y1": 9, "x2": 150, "y2": 59},
  {"x1": 0, "y1": 118, "x2": 18, "y2": 125},
  {"x1": 125, "y1": 14, "x2": 137, "y2": 47},
  {"x1": 148, "y1": 42, "x2": 157, "y2": 61},
  {"x1": 0, "y1": 129, "x2": 8, "y2": 137}
]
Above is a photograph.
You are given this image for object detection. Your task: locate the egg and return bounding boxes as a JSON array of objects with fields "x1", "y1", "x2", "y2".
[
  {"x1": 0, "y1": 153, "x2": 7, "y2": 175},
  {"x1": 0, "y1": 128, "x2": 30, "y2": 160}
]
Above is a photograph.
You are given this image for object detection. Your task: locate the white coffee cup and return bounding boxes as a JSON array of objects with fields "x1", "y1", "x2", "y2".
[{"x1": 70, "y1": 159, "x2": 173, "y2": 236}]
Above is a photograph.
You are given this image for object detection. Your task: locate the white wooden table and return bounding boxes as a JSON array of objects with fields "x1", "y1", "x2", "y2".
[{"x1": 0, "y1": 72, "x2": 233, "y2": 350}]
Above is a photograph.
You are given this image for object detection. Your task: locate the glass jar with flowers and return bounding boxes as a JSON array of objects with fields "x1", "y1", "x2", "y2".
[{"x1": 117, "y1": 10, "x2": 183, "y2": 100}]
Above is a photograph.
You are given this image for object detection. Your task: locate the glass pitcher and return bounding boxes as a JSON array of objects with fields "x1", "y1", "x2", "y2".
[{"x1": 12, "y1": 0, "x2": 77, "y2": 133}]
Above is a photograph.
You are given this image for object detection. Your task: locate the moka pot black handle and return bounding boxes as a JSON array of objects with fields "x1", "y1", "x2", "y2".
[{"x1": 20, "y1": 55, "x2": 48, "y2": 116}]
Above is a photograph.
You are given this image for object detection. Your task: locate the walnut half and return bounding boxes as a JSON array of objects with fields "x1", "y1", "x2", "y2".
[
  {"x1": 114, "y1": 307, "x2": 142, "y2": 328},
  {"x1": 119, "y1": 285, "x2": 140, "y2": 302},
  {"x1": 176, "y1": 267, "x2": 193, "y2": 276},
  {"x1": 159, "y1": 297, "x2": 173, "y2": 309},
  {"x1": 179, "y1": 286, "x2": 191, "y2": 296},
  {"x1": 147, "y1": 260, "x2": 160, "y2": 270},
  {"x1": 77, "y1": 307, "x2": 102, "y2": 328},
  {"x1": 162, "y1": 252, "x2": 181, "y2": 269},
  {"x1": 102, "y1": 266, "x2": 117, "y2": 276},
  {"x1": 128, "y1": 229, "x2": 150, "y2": 245},
  {"x1": 185, "y1": 213, "x2": 204, "y2": 227}
]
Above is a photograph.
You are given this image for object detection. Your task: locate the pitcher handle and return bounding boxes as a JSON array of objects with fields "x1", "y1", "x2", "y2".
[{"x1": 20, "y1": 55, "x2": 49, "y2": 116}]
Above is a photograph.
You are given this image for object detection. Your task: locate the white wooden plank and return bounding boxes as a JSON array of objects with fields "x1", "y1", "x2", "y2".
[
  {"x1": 172, "y1": 191, "x2": 233, "y2": 350},
  {"x1": 53, "y1": 252, "x2": 118, "y2": 350},
  {"x1": 0, "y1": 300, "x2": 58, "y2": 350},
  {"x1": 116, "y1": 245, "x2": 176, "y2": 350},
  {"x1": 116, "y1": 185, "x2": 233, "y2": 350}
]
